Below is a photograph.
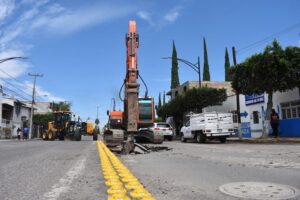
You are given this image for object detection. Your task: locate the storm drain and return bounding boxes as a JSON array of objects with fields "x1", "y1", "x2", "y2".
[{"x1": 219, "y1": 182, "x2": 299, "y2": 199}]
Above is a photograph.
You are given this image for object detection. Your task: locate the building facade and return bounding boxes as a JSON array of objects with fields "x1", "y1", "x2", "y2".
[
  {"x1": 0, "y1": 97, "x2": 31, "y2": 138},
  {"x1": 206, "y1": 88, "x2": 300, "y2": 138}
]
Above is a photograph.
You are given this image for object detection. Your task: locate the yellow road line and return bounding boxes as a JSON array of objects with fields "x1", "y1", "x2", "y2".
[{"x1": 97, "y1": 141, "x2": 156, "y2": 200}]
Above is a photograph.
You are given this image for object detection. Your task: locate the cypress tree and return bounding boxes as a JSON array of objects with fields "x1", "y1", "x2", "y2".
[
  {"x1": 171, "y1": 40, "x2": 180, "y2": 89},
  {"x1": 163, "y1": 90, "x2": 166, "y2": 105},
  {"x1": 158, "y1": 92, "x2": 162, "y2": 109},
  {"x1": 203, "y1": 37, "x2": 211, "y2": 81},
  {"x1": 224, "y1": 47, "x2": 231, "y2": 81}
]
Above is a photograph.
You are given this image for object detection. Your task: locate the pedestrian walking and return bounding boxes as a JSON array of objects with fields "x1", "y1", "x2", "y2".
[
  {"x1": 270, "y1": 109, "x2": 280, "y2": 138},
  {"x1": 17, "y1": 128, "x2": 22, "y2": 140},
  {"x1": 23, "y1": 126, "x2": 29, "y2": 140}
]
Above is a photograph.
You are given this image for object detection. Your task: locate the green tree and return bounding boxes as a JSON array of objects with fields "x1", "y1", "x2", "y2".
[
  {"x1": 158, "y1": 92, "x2": 162, "y2": 109},
  {"x1": 224, "y1": 47, "x2": 231, "y2": 81},
  {"x1": 171, "y1": 40, "x2": 180, "y2": 89},
  {"x1": 230, "y1": 40, "x2": 299, "y2": 138},
  {"x1": 51, "y1": 101, "x2": 71, "y2": 111},
  {"x1": 203, "y1": 37, "x2": 211, "y2": 81},
  {"x1": 163, "y1": 90, "x2": 166, "y2": 105},
  {"x1": 157, "y1": 87, "x2": 227, "y2": 134},
  {"x1": 33, "y1": 113, "x2": 54, "y2": 128}
]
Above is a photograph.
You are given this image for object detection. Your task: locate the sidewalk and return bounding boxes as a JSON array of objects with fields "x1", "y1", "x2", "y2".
[{"x1": 228, "y1": 137, "x2": 300, "y2": 144}]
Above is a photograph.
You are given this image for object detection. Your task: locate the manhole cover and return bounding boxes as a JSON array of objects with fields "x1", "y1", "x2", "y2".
[{"x1": 219, "y1": 182, "x2": 299, "y2": 199}]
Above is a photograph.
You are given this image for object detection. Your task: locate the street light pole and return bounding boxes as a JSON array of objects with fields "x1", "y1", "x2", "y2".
[
  {"x1": 28, "y1": 73, "x2": 43, "y2": 139},
  {"x1": 162, "y1": 56, "x2": 201, "y2": 88}
]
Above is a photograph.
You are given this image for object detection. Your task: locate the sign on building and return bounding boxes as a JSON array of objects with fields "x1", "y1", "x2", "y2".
[{"x1": 245, "y1": 94, "x2": 264, "y2": 106}]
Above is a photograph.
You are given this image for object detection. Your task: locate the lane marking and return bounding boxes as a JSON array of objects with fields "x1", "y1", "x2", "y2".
[
  {"x1": 97, "y1": 141, "x2": 156, "y2": 200},
  {"x1": 43, "y1": 157, "x2": 86, "y2": 200}
]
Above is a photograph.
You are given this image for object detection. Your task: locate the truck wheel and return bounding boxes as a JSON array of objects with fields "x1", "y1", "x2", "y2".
[
  {"x1": 42, "y1": 131, "x2": 48, "y2": 140},
  {"x1": 93, "y1": 131, "x2": 98, "y2": 141},
  {"x1": 219, "y1": 137, "x2": 227, "y2": 143},
  {"x1": 48, "y1": 131, "x2": 55, "y2": 141},
  {"x1": 74, "y1": 129, "x2": 81, "y2": 141},
  {"x1": 180, "y1": 134, "x2": 186, "y2": 142},
  {"x1": 58, "y1": 133, "x2": 64, "y2": 141},
  {"x1": 196, "y1": 133, "x2": 206, "y2": 143}
]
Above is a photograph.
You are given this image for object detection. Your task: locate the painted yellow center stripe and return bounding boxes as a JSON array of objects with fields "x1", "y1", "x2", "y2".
[{"x1": 97, "y1": 141, "x2": 156, "y2": 200}]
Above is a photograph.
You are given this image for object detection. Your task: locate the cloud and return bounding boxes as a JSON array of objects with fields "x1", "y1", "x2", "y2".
[
  {"x1": 29, "y1": 3, "x2": 135, "y2": 35},
  {"x1": 0, "y1": 49, "x2": 30, "y2": 78},
  {"x1": 0, "y1": 0, "x2": 15, "y2": 23},
  {"x1": 164, "y1": 7, "x2": 181, "y2": 23},
  {"x1": 137, "y1": 11, "x2": 154, "y2": 26},
  {"x1": 136, "y1": 6, "x2": 183, "y2": 28},
  {"x1": 0, "y1": 2, "x2": 135, "y2": 102},
  {"x1": 23, "y1": 81, "x2": 65, "y2": 102}
]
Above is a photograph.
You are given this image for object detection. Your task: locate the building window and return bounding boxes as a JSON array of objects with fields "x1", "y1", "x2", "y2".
[
  {"x1": 253, "y1": 111, "x2": 259, "y2": 124},
  {"x1": 282, "y1": 109, "x2": 287, "y2": 119},
  {"x1": 281, "y1": 100, "x2": 300, "y2": 119},
  {"x1": 231, "y1": 111, "x2": 238, "y2": 123}
]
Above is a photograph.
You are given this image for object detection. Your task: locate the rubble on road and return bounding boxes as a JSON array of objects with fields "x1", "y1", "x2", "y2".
[{"x1": 134, "y1": 143, "x2": 172, "y2": 154}]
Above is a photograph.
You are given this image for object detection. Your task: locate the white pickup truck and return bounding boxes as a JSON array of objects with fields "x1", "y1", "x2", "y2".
[{"x1": 180, "y1": 112, "x2": 234, "y2": 143}]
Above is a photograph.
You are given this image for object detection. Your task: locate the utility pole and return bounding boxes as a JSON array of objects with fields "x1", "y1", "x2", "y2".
[
  {"x1": 97, "y1": 106, "x2": 99, "y2": 119},
  {"x1": 28, "y1": 73, "x2": 43, "y2": 139},
  {"x1": 232, "y1": 47, "x2": 242, "y2": 139}
]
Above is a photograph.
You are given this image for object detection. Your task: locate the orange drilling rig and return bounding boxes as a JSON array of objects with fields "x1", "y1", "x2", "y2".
[{"x1": 104, "y1": 21, "x2": 155, "y2": 153}]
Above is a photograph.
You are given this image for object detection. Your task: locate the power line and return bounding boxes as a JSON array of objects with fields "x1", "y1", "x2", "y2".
[
  {"x1": 237, "y1": 21, "x2": 300, "y2": 54},
  {"x1": 2, "y1": 86, "x2": 31, "y2": 101},
  {"x1": 0, "y1": 77, "x2": 32, "y2": 98}
]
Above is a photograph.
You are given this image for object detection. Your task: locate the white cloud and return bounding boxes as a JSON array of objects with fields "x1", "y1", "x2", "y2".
[
  {"x1": 0, "y1": 0, "x2": 15, "y2": 23},
  {"x1": 136, "y1": 6, "x2": 183, "y2": 28},
  {"x1": 26, "y1": 3, "x2": 135, "y2": 35},
  {"x1": 137, "y1": 11, "x2": 154, "y2": 26},
  {"x1": 23, "y1": 81, "x2": 65, "y2": 102},
  {"x1": 0, "y1": 2, "x2": 135, "y2": 102},
  {"x1": 0, "y1": 49, "x2": 30, "y2": 78},
  {"x1": 164, "y1": 7, "x2": 181, "y2": 23}
]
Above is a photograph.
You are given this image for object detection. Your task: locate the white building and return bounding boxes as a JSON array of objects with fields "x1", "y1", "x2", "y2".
[
  {"x1": 206, "y1": 88, "x2": 300, "y2": 138},
  {"x1": 0, "y1": 97, "x2": 31, "y2": 138}
]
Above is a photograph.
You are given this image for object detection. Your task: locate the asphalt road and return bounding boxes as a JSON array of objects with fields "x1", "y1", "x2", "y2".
[
  {"x1": 121, "y1": 140, "x2": 300, "y2": 200},
  {"x1": 0, "y1": 139, "x2": 106, "y2": 200},
  {"x1": 0, "y1": 139, "x2": 299, "y2": 200}
]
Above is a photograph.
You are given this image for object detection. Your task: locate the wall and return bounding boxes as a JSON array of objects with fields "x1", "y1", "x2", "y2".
[
  {"x1": 12, "y1": 105, "x2": 31, "y2": 136},
  {"x1": 204, "y1": 88, "x2": 300, "y2": 138}
]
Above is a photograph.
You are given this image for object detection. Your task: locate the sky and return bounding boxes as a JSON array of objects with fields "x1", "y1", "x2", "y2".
[{"x1": 0, "y1": 0, "x2": 299, "y2": 127}]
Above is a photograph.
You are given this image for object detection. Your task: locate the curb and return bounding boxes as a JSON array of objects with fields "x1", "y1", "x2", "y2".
[{"x1": 228, "y1": 138, "x2": 300, "y2": 144}]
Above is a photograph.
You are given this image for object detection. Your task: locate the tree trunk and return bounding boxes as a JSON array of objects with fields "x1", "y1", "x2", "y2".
[{"x1": 262, "y1": 91, "x2": 273, "y2": 138}]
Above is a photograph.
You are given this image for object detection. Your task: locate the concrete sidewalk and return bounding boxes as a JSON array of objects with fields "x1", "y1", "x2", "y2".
[{"x1": 228, "y1": 137, "x2": 300, "y2": 143}]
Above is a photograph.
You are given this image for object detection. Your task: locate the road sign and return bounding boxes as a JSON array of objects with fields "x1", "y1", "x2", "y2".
[{"x1": 240, "y1": 111, "x2": 248, "y2": 118}]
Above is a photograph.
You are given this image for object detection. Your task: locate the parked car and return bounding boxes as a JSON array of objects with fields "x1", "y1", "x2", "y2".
[
  {"x1": 180, "y1": 112, "x2": 234, "y2": 143},
  {"x1": 149, "y1": 122, "x2": 173, "y2": 141}
]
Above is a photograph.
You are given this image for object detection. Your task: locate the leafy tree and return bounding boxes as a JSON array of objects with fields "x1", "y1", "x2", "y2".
[
  {"x1": 171, "y1": 40, "x2": 180, "y2": 89},
  {"x1": 203, "y1": 37, "x2": 211, "y2": 81},
  {"x1": 158, "y1": 92, "x2": 162, "y2": 109},
  {"x1": 224, "y1": 47, "x2": 231, "y2": 81},
  {"x1": 230, "y1": 40, "x2": 300, "y2": 138},
  {"x1": 33, "y1": 113, "x2": 54, "y2": 128},
  {"x1": 157, "y1": 87, "x2": 227, "y2": 135},
  {"x1": 50, "y1": 101, "x2": 71, "y2": 111}
]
